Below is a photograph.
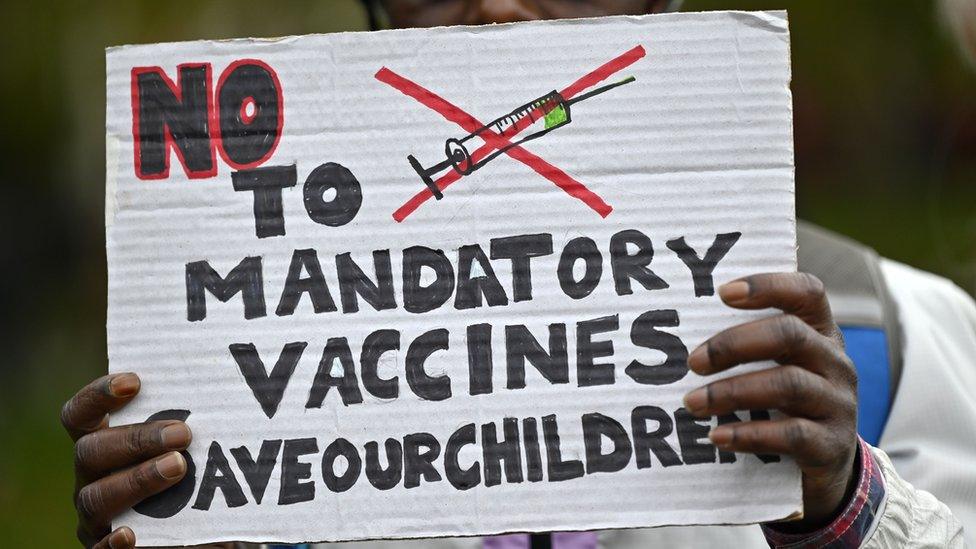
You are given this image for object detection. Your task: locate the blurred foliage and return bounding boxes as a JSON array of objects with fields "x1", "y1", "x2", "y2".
[{"x1": 0, "y1": 0, "x2": 973, "y2": 546}]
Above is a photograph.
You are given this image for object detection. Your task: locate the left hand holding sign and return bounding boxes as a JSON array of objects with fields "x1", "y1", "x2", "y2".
[
  {"x1": 61, "y1": 375, "x2": 241, "y2": 548},
  {"x1": 683, "y1": 272, "x2": 859, "y2": 531},
  {"x1": 61, "y1": 374, "x2": 197, "y2": 548}
]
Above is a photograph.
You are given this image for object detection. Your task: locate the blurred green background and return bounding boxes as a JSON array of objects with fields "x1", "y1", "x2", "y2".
[{"x1": 1, "y1": 0, "x2": 973, "y2": 546}]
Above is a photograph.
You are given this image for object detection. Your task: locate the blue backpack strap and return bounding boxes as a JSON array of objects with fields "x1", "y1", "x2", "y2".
[
  {"x1": 838, "y1": 326, "x2": 892, "y2": 445},
  {"x1": 797, "y1": 222, "x2": 904, "y2": 445}
]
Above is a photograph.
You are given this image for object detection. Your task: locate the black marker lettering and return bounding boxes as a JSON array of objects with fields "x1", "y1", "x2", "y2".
[
  {"x1": 278, "y1": 438, "x2": 318, "y2": 505},
  {"x1": 229, "y1": 440, "x2": 282, "y2": 504},
  {"x1": 674, "y1": 408, "x2": 716, "y2": 465},
  {"x1": 522, "y1": 417, "x2": 544, "y2": 482},
  {"x1": 482, "y1": 418, "x2": 522, "y2": 487},
  {"x1": 186, "y1": 256, "x2": 265, "y2": 321},
  {"x1": 557, "y1": 236, "x2": 603, "y2": 299},
  {"x1": 276, "y1": 249, "x2": 337, "y2": 317},
  {"x1": 364, "y1": 439, "x2": 403, "y2": 490},
  {"x1": 405, "y1": 329, "x2": 451, "y2": 401},
  {"x1": 303, "y1": 163, "x2": 362, "y2": 227},
  {"x1": 583, "y1": 413, "x2": 633, "y2": 474},
  {"x1": 542, "y1": 414, "x2": 584, "y2": 482},
  {"x1": 336, "y1": 250, "x2": 397, "y2": 314},
  {"x1": 631, "y1": 406, "x2": 682, "y2": 468},
  {"x1": 490, "y1": 233, "x2": 553, "y2": 302},
  {"x1": 403, "y1": 433, "x2": 442, "y2": 488},
  {"x1": 455, "y1": 244, "x2": 508, "y2": 310},
  {"x1": 626, "y1": 309, "x2": 689, "y2": 386},
  {"x1": 667, "y1": 232, "x2": 742, "y2": 297},
  {"x1": 466, "y1": 323, "x2": 493, "y2": 396},
  {"x1": 610, "y1": 229, "x2": 669, "y2": 295},
  {"x1": 322, "y1": 438, "x2": 362, "y2": 493},
  {"x1": 216, "y1": 61, "x2": 281, "y2": 168},
  {"x1": 306, "y1": 337, "x2": 364, "y2": 408},
  {"x1": 361, "y1": 329, "x2": 400, "y2": 400},
  {"x1": 505, "y1": 324, "x2": 568, "y2": 390},
  {"x1": 444, "y1": 423, "x2": 480, "y2": 490},
  {"x1": 402, "y1": 246, "x2": 456, "y2": 314},
  {"x1": 231, "y1": 165, "x2": 296, "y2": 238},
  {"x1": 229, "y1": 342, "x2": 307, "y2": 419},
  {"x1": 133, "y1": 64, "x2": 214, "y2": 179},
  {"x1": 576, "y1": 314, "x2": 619, "y2": 387},
  {"x1": 192, "y1": 441, "x2": 247, "y2": 510}
]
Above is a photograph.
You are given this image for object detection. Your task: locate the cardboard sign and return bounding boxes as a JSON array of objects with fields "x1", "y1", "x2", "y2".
[{"x1": 106, "y1": 10, "x2": 799, "y2": 546}]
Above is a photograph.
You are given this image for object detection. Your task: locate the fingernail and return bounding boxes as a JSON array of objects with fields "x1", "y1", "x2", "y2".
[
  {"x1": 108, "y1": 527, "x2": 134, "y2": 549},
  {"x1": 687, "y1": 345, "x2": 710, "y2": 373},
  {"x1": 160, "y1": 422, "x2": 191, "y2": 449},
  {"x1": 683, "y1": 387, "x2": 708, "y2": 415},
  {"x1": 109, "y1": 374, "x2": 140, "y2": 397},
  {"x1": 709, "y1": 427, "x2": 733, "y2": 449},
  {"x1": 155, "y1": 451, "x2": 186, "y2": 480},
  {"x1": 719, "y1": 280, "x2": 750, "y2": 304}
]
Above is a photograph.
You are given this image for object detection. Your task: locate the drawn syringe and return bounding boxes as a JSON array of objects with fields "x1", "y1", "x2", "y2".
[{"x1": 407, "y1": 76, "x2": 636, "y2": 199}]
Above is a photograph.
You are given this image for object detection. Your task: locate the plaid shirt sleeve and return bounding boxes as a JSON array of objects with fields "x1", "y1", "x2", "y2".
[{"x1": 761, "y1": 437, "x2": 886, "y2": 549}]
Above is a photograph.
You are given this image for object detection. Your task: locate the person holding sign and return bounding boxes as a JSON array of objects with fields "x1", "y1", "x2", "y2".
[{"x1": 64, "y1": 1, "x2": 973, "y2": 548}]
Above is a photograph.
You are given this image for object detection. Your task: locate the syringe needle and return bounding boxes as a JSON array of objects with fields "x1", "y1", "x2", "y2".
[
  {"x1": 408, "y1": 76, "x2": 635, "y2": 198},
  {"x1": 567, "y1": 76, "x2": 636, "y2": 106}
]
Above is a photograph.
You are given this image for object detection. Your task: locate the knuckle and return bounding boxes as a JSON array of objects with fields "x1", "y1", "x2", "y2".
[
  {"x1": 76, "y1": 524, "x2": 94, "y2": 547},
  {"x1": 74, "y1": 436, "x2": 97, "y2": 472},
  {"x1": 706, "y1": 334, "x2": 732, "y2": 366},
  {"x1": 60, "y1": 400, "x2": 76, "y2": 431},
  {"x1": 741, "y1": 273, "x2": 764, "y2": 293},
  {"x1": 829, "y1": 379, "x2": 859, "y2": 419},
  {"x1": 110, "y1": 533, "x2": 133, "y2": 549},
  {"x1": 127, "y1": 462, "x2": 160, "y2": 493},
  {"x1": 124, "y1": 425, "x2": 156, "y2": 456},
  {"x1": 837, "y1": 353, "x2": 858, "y2": 387},
  {"x1": 776, "y1": 315, "x2": 808, "y2": 348},
  {"x1": 823, "y1": 343, "x2": 858, "y2": 387},
  {"x1": 732, "y1": 425, "x2": 752, "y2": 446},
  {"x1": 713, "y1": 379, "x2": 737, "y2": 408},
  {"x1": 839, "y1": 392, "x2": 858, "y2": 420},
  {"x1": 126, "y1": 468, "x2": 149, "y2": 494},
  {"x1": 784, "y1": 420, "x2": 811, "y2": 450},
  {"x1": 76, "y1": 484, "x2": 103, "y2": 524},
  {"x1": 799, "y1": 273, "x2": 826, "y2": 301},
  {"x1": 778, "y1": 367, "x2": 808, "y2": 407}
]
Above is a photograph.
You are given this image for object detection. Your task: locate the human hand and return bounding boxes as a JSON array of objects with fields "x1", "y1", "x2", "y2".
[
  {"x1": 683, "y1": 272, "x2": 859, "y2": 529},
  {"x1": 61, "y1": 373, "x2": 192, "y2": 548}
]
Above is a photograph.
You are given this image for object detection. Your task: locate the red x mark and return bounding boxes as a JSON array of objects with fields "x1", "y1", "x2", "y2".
[{"x1": 375, "y1": 45, "x2": 646, "y2": 222}]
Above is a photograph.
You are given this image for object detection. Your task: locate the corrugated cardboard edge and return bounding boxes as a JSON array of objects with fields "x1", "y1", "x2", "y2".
[{"x1": 103, "y1": 10, "x2": 788, "y2": 50}]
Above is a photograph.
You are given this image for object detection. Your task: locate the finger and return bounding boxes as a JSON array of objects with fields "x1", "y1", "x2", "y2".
[
  {"x1": 76, "y1": 420, "x2": 191, "y2": 478},
  {"x1": 718, "y1": 272, "x2": 839, "y2": 339},
  {"x1": 91, "y1": 527, "x2": 135, "y2": 549},
  {"x1": 683, "y1": 365, "x2": 850, "y2": 419},
  {"x1": 62, "y1": 374, "x2": 141, "y2": 441},
  {"x1": 709, "y1": 417, "x2": 836, "y2": 470},
  {"x1": 687, "y1": 314, "x2": 852, "y2": 379},
  {"x1": 77, "y1": 451, "x2": 186, "y2": 535}
]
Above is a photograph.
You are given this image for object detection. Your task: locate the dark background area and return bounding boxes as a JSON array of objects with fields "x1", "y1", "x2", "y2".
[{"x1": 1, "y1": 1, "x2": 973, "y2": 545}]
